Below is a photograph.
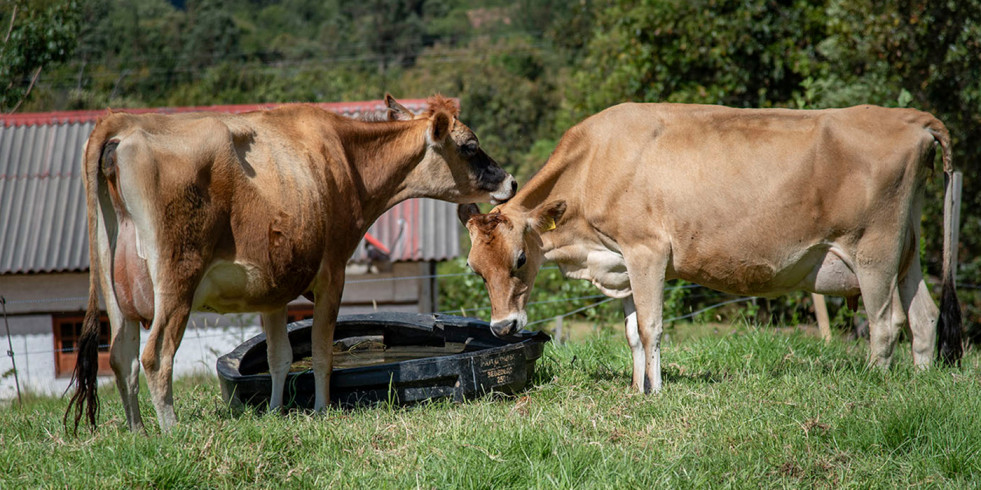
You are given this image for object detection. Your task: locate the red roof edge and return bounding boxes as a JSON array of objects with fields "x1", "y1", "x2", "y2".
[
  {"x1": 1, "y1": 99, "x2": 431, "y2": 128},
  {"x1": 363, "y1": 232, "x2": 391, "y2": 255}
]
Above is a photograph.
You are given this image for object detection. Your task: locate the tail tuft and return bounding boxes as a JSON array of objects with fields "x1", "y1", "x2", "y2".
[
  {"x1": 63, "y1": 308, "x2": 102, "y2": 434},
  {"x1": 937, "y1": 279, "x2": 963, "y2": 366}
]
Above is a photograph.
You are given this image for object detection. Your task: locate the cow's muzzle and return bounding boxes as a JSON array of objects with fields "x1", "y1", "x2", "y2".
[
  {"x1": 489, "y1": 311, "x2": 526, "y2": 338},
  {"x1": 490, "y1": 175, "x2": 517, "y2": 204}
]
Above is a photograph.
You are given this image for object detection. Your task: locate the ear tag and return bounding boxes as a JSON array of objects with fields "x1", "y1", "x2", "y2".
[{"x1": 543, "y1": 216, "x2": 556, "y2": 231}]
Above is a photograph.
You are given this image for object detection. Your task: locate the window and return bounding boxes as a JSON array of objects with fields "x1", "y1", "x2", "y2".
[
  {"x1": 286, "y1": 305, "x2": 314, "y2": 324},
  {"x1": 52, "y1": 313, "x2": 112, "y2": 377}
]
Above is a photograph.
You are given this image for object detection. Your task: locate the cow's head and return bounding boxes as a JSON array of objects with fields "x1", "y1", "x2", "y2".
[
  {"x1": 458, "y1": 201, "x2": 566, "y2": 337},
  {"x1": 387, "y1": 94, "x2": 516, "y2": 204}
]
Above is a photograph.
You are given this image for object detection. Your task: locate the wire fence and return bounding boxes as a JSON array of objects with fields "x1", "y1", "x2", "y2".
[
  {"x1": 0, "y1": 266, "x2": 566, "y2": 306},
  {"x1": 10, "y1": 268, "x2": 975, "y2": 367},
  {"x1": 1, "y1": 268, "x2": 760, "y2": 361},
  {"x1": 5, "y1": 270, "x2": 977, "y2": 307},
  {"x1": 12, "y1": 267, "x2": 974, "y2": 398}
]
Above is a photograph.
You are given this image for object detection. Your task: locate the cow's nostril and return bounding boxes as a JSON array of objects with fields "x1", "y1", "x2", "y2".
[
  {"x1": 510, "y1": 180, "x2": 518, "y2": 192},
  {"x1": 490, "y1": 319, "x2": 517, "y2": 338}
]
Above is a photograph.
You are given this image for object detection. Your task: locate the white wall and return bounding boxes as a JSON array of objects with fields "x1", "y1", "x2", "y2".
[
  {"x1": 1, "y1": 320, "x2": 262, "y2": 401},
  {"x1": 0, "y1": 303, "x2": 424, "y2": 402}
]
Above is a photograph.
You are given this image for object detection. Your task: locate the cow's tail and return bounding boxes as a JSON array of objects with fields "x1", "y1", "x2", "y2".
[
  {"x1": 927, "y1": 119, "x2": 963, "y2": 366},
  {"x1": 63, "y1": 262, "x2": 102, "y2": 433},
  {"x1": 64, "y1": 120, "x2": 115, "y2": 433}
]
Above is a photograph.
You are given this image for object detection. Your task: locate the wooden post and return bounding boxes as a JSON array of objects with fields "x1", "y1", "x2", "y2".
[
  {"x1": 951, "y1": 171, "x2": 962, "y2": 280},
  {"x1": 2, "y1": 297, "x2": 22, "y2": 406},
  {"x1": 554, "y1": 316, "x2": 563, "y2": 346},
  {"x1": 812, "y1": 293, "x2": 831, "y2": 342},
  {"x1": 418, "y1": 262, "x2": 438, "y2": 314}
]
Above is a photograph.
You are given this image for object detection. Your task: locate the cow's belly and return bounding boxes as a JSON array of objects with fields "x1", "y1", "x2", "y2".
[
  {"x1": 192, "y1": 260, "x2": 305, "y2": 313},
  {"x1": 673, "y1": 243, "x2": 860, "y2": 297},
  {"x1": 548, "y1": 236, "x2": 860, "y2": 300}
]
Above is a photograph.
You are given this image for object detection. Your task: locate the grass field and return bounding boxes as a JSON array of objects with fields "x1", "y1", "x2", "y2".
[{"x1": 2, "y1": 322, "x2": 979, "y2": 488}]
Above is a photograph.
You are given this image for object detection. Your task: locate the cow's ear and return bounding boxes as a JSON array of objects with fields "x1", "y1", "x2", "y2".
[
  {"x1": 386, "y1": 93, "x2": 414, "y2": 121},
  {"x1": 532, "y1": 200, "x2": 566, "y2": 233},
  {"x1": 429, "y1": 110, "x2": 453, "y2": 144},
  {"x1": 457, "y1": 203, "x2": 480, "y2": 227}
]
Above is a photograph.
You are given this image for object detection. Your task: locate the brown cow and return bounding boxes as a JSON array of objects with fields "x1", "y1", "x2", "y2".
[
  {"x1": 66, "y1": 95, "x2": 517, "y2": 432},
  {"x1": 459, "y1": 103, "x2": 962, "y2": 394}
]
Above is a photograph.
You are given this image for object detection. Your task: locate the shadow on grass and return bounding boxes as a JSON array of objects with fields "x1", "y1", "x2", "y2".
[
  {"x1": 570, "y1": 330, "x2": 879, "y2": 389},
  {"x1": 577, "y1": 360, "x2": 729, "y2": 385}
]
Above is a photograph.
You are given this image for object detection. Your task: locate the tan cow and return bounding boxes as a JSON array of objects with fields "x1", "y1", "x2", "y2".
[
  {"x1": 459, "y1": 103, "x2": 962, "y2": 394},
  {"x1": 66, "y1": 95, "x2": 517, "y2": 432}
]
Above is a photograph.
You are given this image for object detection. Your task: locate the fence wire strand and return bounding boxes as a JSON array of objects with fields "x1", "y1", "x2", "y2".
[{"x1": 6, "y1": 263, "x2": 925, "y2": 359}]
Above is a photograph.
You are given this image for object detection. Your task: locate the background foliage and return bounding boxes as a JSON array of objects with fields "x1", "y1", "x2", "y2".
[
  {"x1": 0, "y1": 0, "x2": 79, "y2": 112},
  {"x1": 9, "y1": 0, "x2": 979, "y2": 336}
]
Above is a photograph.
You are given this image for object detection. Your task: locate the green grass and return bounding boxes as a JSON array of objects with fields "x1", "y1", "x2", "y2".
[{"x1": 2, "y1": 323, "x2": 979, "y2": 488}]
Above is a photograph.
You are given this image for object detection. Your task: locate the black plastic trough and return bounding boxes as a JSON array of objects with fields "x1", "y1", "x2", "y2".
[{"x1": 216, "y1": 312, "x2": 550, "y2": 409}]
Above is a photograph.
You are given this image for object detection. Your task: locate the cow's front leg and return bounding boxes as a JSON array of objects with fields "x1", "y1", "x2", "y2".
[
  {"x1": 262, "y1": 306, "x2": 291, "y2": 411},
  {"x1": 623, "y1": 244, "x2": 670, "y2": 394},
  {"x1": 311, "y1": 270, "x2": 345, "y2": 412},
  {"x1": 642, "y1": 298, "x2": 666, "y2": 395},
  {"x1": 622, "y1": 296, "x2": 645, "y2": 392}
]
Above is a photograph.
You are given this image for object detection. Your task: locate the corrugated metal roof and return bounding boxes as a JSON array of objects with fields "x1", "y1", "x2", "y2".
[
  {"x1": 0, "y1": 100, "x2": 426, "y2": 127},
  {"x1": 0, "y1": 100, "x2": 459, "y2": 275},
  {"x1": 351, "y1": 198, "x2": 460, "y2": 264}
]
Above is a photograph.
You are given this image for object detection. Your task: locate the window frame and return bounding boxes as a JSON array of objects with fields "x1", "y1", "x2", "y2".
[
  {"x1": 52, "y1": 312, "x2": 113, "y2": 378},
  {"x1": 286, "y1": 305, "x2": 314, "y2": 324}
]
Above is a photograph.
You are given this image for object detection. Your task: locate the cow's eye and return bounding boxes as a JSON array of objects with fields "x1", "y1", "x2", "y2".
[
  {"x1": 516, "y1": 251, "x2": 527, "y2": 270},
  {"x1": 462, "y1": 140, "x2": 478, "y2": 157}
]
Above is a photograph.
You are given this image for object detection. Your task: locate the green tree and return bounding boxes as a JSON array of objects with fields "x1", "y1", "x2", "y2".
[
  {"x1": 404, "y1": 36, "x2": 559, "y2": 177},
  {"x1": 181, "y1": 0, "x2": 241, "y2": 71},
  {"x1": 566, "y1": 0, "x2": 828, "y2": 123},
  {"x1": 342, "y1": 0, "x2": 428, "y2": 72},
  {"x1": 0, "y1": 0, "x2": 80, "y2": 112}
]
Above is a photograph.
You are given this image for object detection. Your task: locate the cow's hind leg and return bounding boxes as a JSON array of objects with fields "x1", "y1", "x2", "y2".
[
  {"x1": 99, "y1": 261, "x2": 145, "y2": 432},
  {"x1": 622, "y1": 296, "x2": 645, "y2": 392},
  {"x1": 141, "y1": 298, "x2": 192, "y2": 432},
  {"x1": 109, "y1": 316, "x2": 144, "y2": 432},
  {"x1": 857, "y1": 269, "x2": 906, "y2": 369},
  {"x1": 900, "y1": 258, "x2": 938, "y2": 368},
  {"x1": 262, "y1": 306, "x2": 291, "y2": 411}
]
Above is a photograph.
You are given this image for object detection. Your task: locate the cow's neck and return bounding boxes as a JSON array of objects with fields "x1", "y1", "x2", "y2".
[
  {"x1": 507, "y1": 138, "x2": 584, "y2": 213},
  {"x1": 335, "y1": 119, "x2": 428, "y2": 227},
  {"x1": 503, "y1": 139, "x2": 586, "y2": 258}
]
